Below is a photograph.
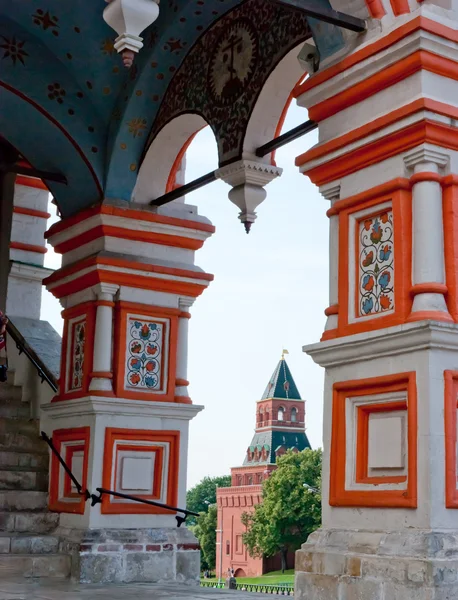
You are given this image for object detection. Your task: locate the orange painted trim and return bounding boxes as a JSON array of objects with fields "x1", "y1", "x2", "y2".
[
  {"x1": 53, "y1": 224, "x2": 204, "y2": 255},
  {"x1": 389, "y1": 0, "x2": 410, "y2": 16},
  {"x1": 90, "y1": 371, "x2": 113, "y2": 379},
  {"x1": 44, "y1": 254, "x2": 213, "y2": 287},
  {"x1": 47, "y1": 269, "x2": 207, "y2": 301},
  {"x1": 330, "y1": 372, "x2": 417, "y2": 508},
  {"x1": 15, "y1": 175, "x2": 49, "y2": 191},
  {"x1": 303, "y1": 120, "x2": 458, "y2": 187},
  {"x1": 113, "y1": 301, "x2": 181, "y2": 317},
  {"x1": 54, "y1": 303, "x2": 96, "y2": 402},
  {"x1": 175, "y1": 378, "x2": 189, "y2": 387},
  {"x1": 113, "y1": 302, "x2": 179, "y2": 403},
  {"x1": 294, "y1": 16, "x2": 458, "y2": 98},
  {"x1": 298, "y1": 99, "x2": 458, "y2": 169},
  {"x1": 101, "y1": 429, "x2": 179, "y2": 514},
  {"x1": 179, "y1": 311, "x2": 192, "y2": 319},
  {"x1": 443, "y1": 182, "x2": 458, "y2": 320},
  {"x1": 410, "y1": 283, "x2": 448, "y2": 296},
  {"x1": 320, "y1": 329, "x2": 338, "y2": 341},
  {"x1": 95, "y1": 300, "x2": 115, "y2": 308},
  {"x1": 49, "y1": 427, "x2": 90, "y2": 514},
  {"x1": 46, "y1": 203, "x2": 215, "y2": 239},
  {"x1": 166, "y1": 128, "x2": 203, "y2": 193},
  {"x1": 410, "y1": 171, "x2": 443, "y2": 185},
  {"x1": 444, "y1": 371, "x2": 458, "y2": 508},
  {"x1": 324, "y1": 304, "x2": 339, "y2": 316},
  {"x1": 270, "y1": 74, "x2": 307, "y2": 166},
  {"x1": 10, "y1": 241, "x2": 47, "y2": 254},
  {"x1": 63, "y1": 444, "x2": 85, "y2": 498},
  {"x1": 13, "y1": 206, "x2": 51, "y2": 219},
  {"x1": 175, "y1": 396, "x2": 192, "y2": 404},
  {"x1": 406, "y1": 310, "x2": 454, "y2": 322},
  {"x1": 355, "y1": 400, "x2": 408, "y2": 484},
  {"x1": 307, "y1": 50, "x2": 458, "y2": 123},
  {"x1": 336, "y1": 186, "x2": 412, "y2": 338},
  {"x1": 327, "y1": 179, "x2": 410, "y2": 217},
  {"x1": 365, "y1": 0, "x2": 386, "y2": 18}
]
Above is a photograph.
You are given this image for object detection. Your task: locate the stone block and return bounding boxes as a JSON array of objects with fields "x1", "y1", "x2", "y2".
[
  {"x1": 340, "y1": 578, "x2": 382, "y2": 600},
  {"x1": 79, "y1": 553, "x2": 124, "y2": 584},
  {"x1": 346, "y1": 556, "x2": 361, "y2": 577},
  {"x1": 0, "y1": 512, "x2": 15, "y2": 531},
  {"x1": 362, "y1": 556, "x2": 406, "y2": 583},
  {"x1": 176, "y1": 550, "x2": 200, "y2": 583},
  {"x1": 31, "y1": 535, "x2": 59, "y2": 554},
  {"x1": 383, "y1": 583, "x2": 434, "y2": 600},
  {"x1": 294, "y1": 572, "x2": 339, "y2": 600},
  {"x1": 407, "y1": 560, "x2": 429, "y2": 584},
  {"x1": 14, "y1": 512, "x2": 59, "y2": 534},
  {"x1": 295, "y1": 550, "x2": 313, "y2": 573},
  {"x1": 11, "y1": 536, "x2": 32, "y2": 554},
  {"x1": 0, "y1": 536, "x2": 10, "y2": 553},
  {"x1": 125, "y1": 552, "x2": 174, "y2": 583},
  {"x1": 322, "y1": 552, "x2": 346, "y2": 575},
  {"x1": 32, "y1": 555, "x2": 71, "y2": 578},
  {"x1": 432, "y1": 562, "x2": 458, "y2": 585},
  {"x1": 0, "y1": 555, "x2": 33, "y2": 577}
]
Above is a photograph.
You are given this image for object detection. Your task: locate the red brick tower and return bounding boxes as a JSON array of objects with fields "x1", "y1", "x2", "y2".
[{"x1": 216, "y1": 354, "x2": 311, "y2": 579}]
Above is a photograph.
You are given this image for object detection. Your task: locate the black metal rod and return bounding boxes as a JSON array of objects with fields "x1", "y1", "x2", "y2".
[
  {"x1": 0, "y1": 163, "x2": 67, "y2": 184},
  {"x1": 6, "y1": 319, "x2": 58, "y2": 392},
  {"x1": 272, "y1": 0, "x2": 367, "y2": 32},
  {"x1": 256, "y1": 119, "x2": 318, "y2": 157},
  {"x1": 95, "y1": 487, "x2": 199, "y2": 517},
  {"x1": 150, "y1": 171, "x2": 217, "y2": 207},
  {"x1": 41, "y1": 431, "x2": 90, "y2": 500}
]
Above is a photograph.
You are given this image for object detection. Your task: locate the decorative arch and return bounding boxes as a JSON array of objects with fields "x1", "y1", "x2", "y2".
[
  {"x1": 278, "y1": 406, "x2": 285, "y2": 421},
  {"x1": 132, "y1": 113, "x2": 212, "y2": 204},
  {"x1": 242, "y1": 44, "x2": 307, "y2": 163},
  {"x1": 291, "y1": 407, "x2": 298, "y2": 422},
  {"x1": 144, "y1": 0, "x2": 312, "y2": 170},
  {"x1": 235, "y1": 568, "x2": 246, "y2": 578}
]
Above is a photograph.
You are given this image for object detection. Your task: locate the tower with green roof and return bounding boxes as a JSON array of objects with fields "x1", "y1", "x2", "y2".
[{"x1": 231, "y1": 353, "x2": 311, "y2": 486}]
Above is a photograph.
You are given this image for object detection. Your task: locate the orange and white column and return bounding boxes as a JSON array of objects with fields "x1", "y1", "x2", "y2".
[
  {"x1": 41, "y1": 200, "x2": 213, "y2": 583},
  {"x1": 293, "y1": 2, "x2": 458, "y2": 599},
  {"x1": 6, "y1": 176, "x2": 52, "y2": 319}
]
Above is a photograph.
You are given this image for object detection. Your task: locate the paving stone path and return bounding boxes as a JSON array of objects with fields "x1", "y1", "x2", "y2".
[{"x1": 0, "y1": 580, "x2": 268, "y2": 600}]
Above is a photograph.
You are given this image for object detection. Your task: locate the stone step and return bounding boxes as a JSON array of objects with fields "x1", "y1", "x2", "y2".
[
  {"x1": 0, "y1": 417, "x2": 40, "y2": 437},
  {"x1": 0, "y1": 533, "x2": 59, "y2": 554},
  {"x1": 0, "y1": 397, "x2": 30, "y2": 419},
  {"x1": 0, "y1": 490, "x2": 48, "y2": 511},
  {"x1": 0, "y1": 432, "x2": 48, "y2": 453},
  {"x1": 0, "y1": 553, "x2": 71, "y2": 578},
  {"x1": 0, "y1": 511, "x2": 59, "y2": 533},
  {"x1": 0, "y1": 468, "x2": 48, "y2": 491},
  {"x1": 0, "y1": 382, "x2": 23, "y2": 402},
  {"x1": 0, "y1": 450, "x2": 48, "y2": 469}
]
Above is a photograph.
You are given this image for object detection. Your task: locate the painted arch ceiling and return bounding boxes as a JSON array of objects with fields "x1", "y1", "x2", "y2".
[{"x1": 1, "y1": 0, "x2": 343, "y2": 217}]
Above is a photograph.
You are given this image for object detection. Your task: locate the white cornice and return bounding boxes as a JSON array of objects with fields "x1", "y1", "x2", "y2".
[
  {"x1": 42, "y1": 397, "x2": 203, "y2": 420},
  {"x1": 304, "y1": 321, "x2": 458, "y2": 368}
]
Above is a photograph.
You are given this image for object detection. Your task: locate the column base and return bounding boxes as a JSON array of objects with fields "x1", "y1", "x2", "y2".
[
  {"x1": 295, "y1": 528, "x2": 458, "y2": 600},
  {"x1": 57, "y1": 527, "x2": 200, "y2": 584}
]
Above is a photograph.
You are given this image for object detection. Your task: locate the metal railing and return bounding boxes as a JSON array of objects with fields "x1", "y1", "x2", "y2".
[
  {"x1": 6, "y1": 318, "x2": 58, "y2": 393},
  {"x1": 91, "y1": 487, "x2": 199, "y2": 527},
  {"x1": 41, "y1": 431, "x2": 90, "y2": 500},
  {"x1": 200, "y1": 581, "x2": 294, "y2": 595},
  {"x1": 40, "y1": 432, "x2": 198, "y2": 526}
]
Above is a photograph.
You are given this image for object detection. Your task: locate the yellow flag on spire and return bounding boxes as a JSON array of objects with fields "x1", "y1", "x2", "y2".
[{"x1": 282, "y1": 349, "x2": 289, "y2": 359}]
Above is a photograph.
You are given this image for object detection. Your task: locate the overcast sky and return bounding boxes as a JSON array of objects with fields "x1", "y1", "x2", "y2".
[{"x1": 41, "y1": 102, "x2": 329, "y2": 489}]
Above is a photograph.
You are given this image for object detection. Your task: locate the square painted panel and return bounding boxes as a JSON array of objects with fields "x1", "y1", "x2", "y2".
[
  {"x1": 120, "y1": 456, "x2": 154, "y2": 491},
  {"x1": 368, "y1": 414, "x2": 404, "y2": 469}
]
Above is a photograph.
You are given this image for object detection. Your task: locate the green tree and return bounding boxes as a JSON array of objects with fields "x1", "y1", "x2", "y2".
[
  {"x1": 193, "y1": 504, "x2": 217, "y2": 571},
  {"x1": 242, "y1": 448, "x2": 322, "y2": 573},
  {"x1": 186, "y1": 475, "x2": 231, "y2": 525}
]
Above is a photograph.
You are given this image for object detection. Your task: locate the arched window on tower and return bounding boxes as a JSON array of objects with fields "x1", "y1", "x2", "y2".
[
  {"x1": 291, "y1": 407, "x2": 298, "y2": 422},
  {"x1": 259, "y1": 408, "x2": 264, "y2": 426},
  {"x1": 278, "y1": 407, "x2": 285, "y2": 421}
]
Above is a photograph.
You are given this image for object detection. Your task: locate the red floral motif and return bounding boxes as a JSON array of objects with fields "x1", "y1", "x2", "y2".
[
  {"x1": 363, "y1": 275, "x2": 374, "y2": 292},
  {"x1": 130, "y1": 342, "x2": 141, "y2": 354},
  {"x1": 380, "y1": 294, "x2": 391, "y2": 310},
  {"x1": 362, "y1": 251, "x2": 374, "y2": 267},
  {"x1": 129, "y1": 373, "x2": 141, "y2": 385},
  {"x1": 380, "y1": 213, "x2": 389, "y2": 223},
  {"x1": 364, "y1": 219, "x2": 373, "y2": 231}
]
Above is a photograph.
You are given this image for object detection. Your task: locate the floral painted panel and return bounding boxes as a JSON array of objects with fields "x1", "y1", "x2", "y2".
[
  {"x1": 358, "y1": 210, "x2": 394, "y2": 317},
  {"x1": 125, "y1": 317, "x2": 166, "y2": 392},
  {"x1": 70, "y1": 320, "x2": 85, "y2": 391}
]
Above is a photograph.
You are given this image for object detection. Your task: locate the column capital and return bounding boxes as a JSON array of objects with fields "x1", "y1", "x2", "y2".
[
  {"x1": 320, "y1": 183, "x2": 341, "y2": 202},
  {"x1": 403, "y1": 147, "x2": 449, "y2": 172},
  {"x1": 179, "y1": 297, "x2": 195, "y2": 311},
  {"x1": 216, "y1": 160, "x2": 282, "y2": 233},
  {"x1": 93, "y1": 283, "x2": 119, "y2": 301}
]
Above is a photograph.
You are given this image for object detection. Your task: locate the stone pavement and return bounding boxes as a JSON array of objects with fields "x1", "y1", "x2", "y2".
[{"x1": 0, "y1": 580, "x2": 268, "y2": 600}]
